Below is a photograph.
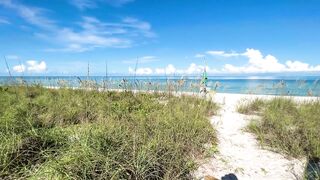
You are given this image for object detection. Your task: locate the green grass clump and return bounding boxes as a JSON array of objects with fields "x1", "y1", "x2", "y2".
[
  {"x1": 236, "y1": 98, "x2": 265, "y2": 115},
  {"x1": 0, "y1": 86, "x2": 218, "y2": 179},
  {"x1": 238, "y1": 97, "x2": 320, "y2": 179}
]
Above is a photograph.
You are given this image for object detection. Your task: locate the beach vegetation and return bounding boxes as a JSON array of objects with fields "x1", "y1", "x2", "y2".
[
  {"x1": 0, "y1": 85, "x2": 218, "y2": 179},
  {"x1": 236, "y1": 98, "x2": 265, "y2": 115},
  {"x1": 238, "y1": 97, "x2": 320, "y2": 179}
]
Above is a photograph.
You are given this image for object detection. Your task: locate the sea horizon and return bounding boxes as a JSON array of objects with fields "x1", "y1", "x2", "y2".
[{"x1": 1, "y1": 75, "x2": 319, "y2": 97}]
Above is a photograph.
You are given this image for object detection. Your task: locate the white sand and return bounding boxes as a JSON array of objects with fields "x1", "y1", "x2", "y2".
[{"x1": 194, "y1": 93, "x2": 318, "y2": 180}]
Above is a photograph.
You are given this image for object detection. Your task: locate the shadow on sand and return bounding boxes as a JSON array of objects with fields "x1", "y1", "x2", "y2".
[
  {"x1": 306, "y1": 158, "x2": 320, "y2": 180},
  {"x1": 204, "y1": 173, "x2": 238, "y2": 180},
  {"x1": 221, "y1": 173, "x2": 238, "y2": 180}
]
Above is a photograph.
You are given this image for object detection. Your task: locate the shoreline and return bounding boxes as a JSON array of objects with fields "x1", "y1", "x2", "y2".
[{"x1": 41, "y1": 85, "x2": 320, "y2": 99}]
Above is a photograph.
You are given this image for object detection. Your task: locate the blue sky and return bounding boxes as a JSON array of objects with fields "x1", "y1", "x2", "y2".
[{"x1": 0, "y1": 0, "x2": 320, "y2": 76}]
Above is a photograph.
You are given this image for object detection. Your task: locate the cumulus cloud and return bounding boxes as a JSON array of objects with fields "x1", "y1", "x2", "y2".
[
  {"x1": 194, "y1": 48, "x2": 320, "y2": 73},
  {"x1": 185, "y1": 64, "x2": 218, "y2": 74},
  {"x1": 222, "y1": 48, "x2": 320, "y2": 73},
  {"x1": 12, "y1": 60, "x2": 47, "y2": 73},
  {"x1": 12, "y1": 64, "x2": 25, "y2": 73},
  {"x1": 132, "y1": 48, "x2": 320, "y2": 75},
  {"x1": 160, "y1": 64, "x2": 177, "y2": 74},
  {"x1": 26, "y1": 60, "x2": 47, "y2": 72},
  {"x1": 128, "y1": 67, "x2": 153, "y2": 75},
  {"x1": 223, "y1": 48, "x2": 286, "y2": 73},
  {"x1": 285, "y1": 60, "x2": 320, "y2": 72},
  {"x1": 128, "y1": 63, "x2": 218, "y2": 75}
]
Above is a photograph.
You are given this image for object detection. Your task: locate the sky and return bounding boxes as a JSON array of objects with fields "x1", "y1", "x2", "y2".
[{"x1": 0, "y1": 0, "x2": 320, "y2": 76}]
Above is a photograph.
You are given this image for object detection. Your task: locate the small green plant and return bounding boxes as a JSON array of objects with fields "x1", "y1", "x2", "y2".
[{"x1": 237, "y1": 98, "x2": 265, "y2": 115}]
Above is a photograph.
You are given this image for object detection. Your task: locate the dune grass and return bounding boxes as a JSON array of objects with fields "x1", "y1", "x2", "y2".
[
  {"x1": 0, "y1": 86, "x2": 218, "y2": 179},
  {"x1": 236, "y1": 98, "x2": 265, "y2": 115},
  {"x1": 237, "y1": 97, "x2": 320, "y2": 179}
]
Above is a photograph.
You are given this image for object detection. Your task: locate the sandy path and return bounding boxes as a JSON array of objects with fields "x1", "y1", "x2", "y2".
[{"x1": 194, "y1": 93, "x2": 310, "y2": 180}]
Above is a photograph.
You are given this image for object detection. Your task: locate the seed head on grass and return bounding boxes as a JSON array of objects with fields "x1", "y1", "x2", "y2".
[{"x1": 0, "y1": 86, "x2": 219, "y2": 179}]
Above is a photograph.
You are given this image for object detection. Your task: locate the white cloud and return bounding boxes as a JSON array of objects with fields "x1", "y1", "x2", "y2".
[
  {"x1": 26, "y1": 60, "x2": 47, "y2": 72},
  {"x1": 194, "y1": 54, "x2": 205, "y2": 58},
  {"x1": 12, "y1": 60, "x2": 47, "y2": 73},
  {"x1": 128, "y1": 63, "x2": 218, "y2": 75},
  {"x1": 221, "y1": 48, "x2": 320, "y2": 73},
  {"x1": 46, "y1": 43, "x2": 91, "y2": 53},
  {"x1": 206, "y1": 50, "x2": 241, "y2": 57},
  {"x1": 70, "y1": 0, "x2": 134, "y2": 10},
  {"x1": 154, "y1": 64, "x2": 178, "y2": 75},
  {"x1": 132, "y1": 48, "x2": 320, "y2": 75},
  {"x1": 121, "y1": 17, "x2": 155, "y2": 38},
  {"x1": 155, "y1": 68, "x2": 165, "y2": 74},
  {"x1": 0, "y1": 0, "x2": 55, "y2": 29},
  {"x1": 70, "y1": 0, "x2": 96, "y2": 10},
  {"x1": 194, "y1": 48, "x2": 320, "y2": 73},
  {"x1": 185, "y1": 63, "x2": 206, "y2": 74},
  {"x1": 128, "y1": 67, "x2": 153, "y2": 75},
  {"x1": 141, "y1": 56, "x2": 156, "y2": 60},
  {"x1": 104, "y1": 0, "x2": 134, "y2": 7},
  {"x1": 13, "y1": 64, "x2": 25, "y2": 73},
  {"x1": 285, "y1": 60, "x2": 320, "y2": 72},
  {"x1": 122, "y1": 17, "x2": 150, "y2": 31},
  {"x1": 206, "y1": 50, "x2": 225, "y2": 56},
  {"x1": 58, "y1": 27, "x2": 132, "y2": 48},
  {"x1": 0, "y1": 1, "x2": 154, "y2": 52},
  {"x1": 164, "y1": 64, "x2": 177, "y2": 74},
  {"x1": 41, "y1": 16, "x2": 154, "y2": 52},
  {"x1": 129, "y1": 64, "x2": 176, "y2": 75}
]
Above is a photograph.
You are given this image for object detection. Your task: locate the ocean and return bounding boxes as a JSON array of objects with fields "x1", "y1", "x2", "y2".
[{"x1": 0, "y1": 76, "x2": 319, "y2": 96}]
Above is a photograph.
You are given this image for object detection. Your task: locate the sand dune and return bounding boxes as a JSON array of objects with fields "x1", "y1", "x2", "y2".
[{"x1": 194, "y1": 93, "x2": 317, "y2": 180}]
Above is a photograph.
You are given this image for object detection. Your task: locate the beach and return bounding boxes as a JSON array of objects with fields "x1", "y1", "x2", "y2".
[
  {"x1": 0, "y1": 85, "x2": 319, "y2": 179},
  {"x1": 194, "y1": 93, "x2": 318, "y2": 180},
  {"x1": 2, "y1": 0, "x2": 320, "y2": 179}
]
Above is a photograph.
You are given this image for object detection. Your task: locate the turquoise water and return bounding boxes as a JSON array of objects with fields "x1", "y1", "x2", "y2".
[{"x1": 0, "y1": 76, "x2": 319, "y2": 96}]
